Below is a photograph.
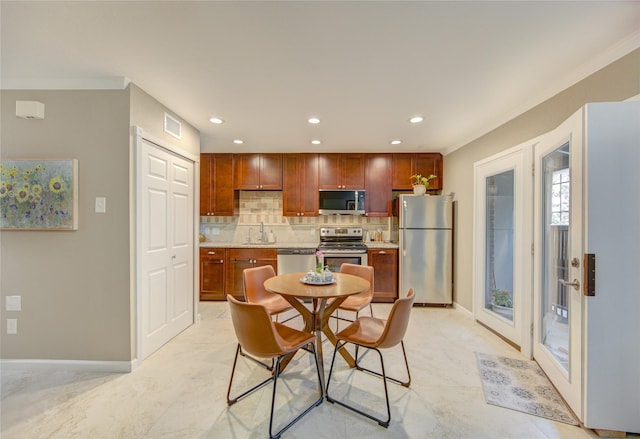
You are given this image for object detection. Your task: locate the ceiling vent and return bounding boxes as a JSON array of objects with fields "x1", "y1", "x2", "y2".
[
  {"x1": 164, "y1": 112, "x2": 182, "y2": 139},
  {"x1": 16, "y1": 101, "x2": 45, "y2": 119}
]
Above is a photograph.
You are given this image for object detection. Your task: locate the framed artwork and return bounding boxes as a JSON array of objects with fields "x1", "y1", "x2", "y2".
[{"x1": 0, "y1": 159, "x2": 78, "y2": 230}]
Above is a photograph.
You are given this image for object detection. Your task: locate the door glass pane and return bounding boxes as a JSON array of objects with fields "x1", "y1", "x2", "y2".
[
  {"x1": 485, "y1": 170, "x2": 514, "y2": 321},
  {"x1": 541, "y1": 142, "x2": 570, "y2": 371}
]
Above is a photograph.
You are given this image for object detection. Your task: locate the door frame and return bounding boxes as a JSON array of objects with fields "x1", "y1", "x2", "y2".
[
  {"x1": 532, "y1": 110, "x2": 584, "y2": 420},
  {"x1": 472, "y1": 140, "x2": 535, "y2": 357},
  {"x1": 132, "y1": 126, "x2": 200, "y2": 367}
]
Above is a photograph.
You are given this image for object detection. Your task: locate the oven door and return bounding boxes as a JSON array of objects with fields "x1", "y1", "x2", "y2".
[{"x1": 323, "y1": 253, "x2": 368, "y2": 272}]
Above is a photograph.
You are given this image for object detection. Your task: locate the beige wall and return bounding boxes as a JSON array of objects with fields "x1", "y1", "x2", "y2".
[
  {"x1": 1, "y1": 89, "x2": 132, "y2": 361},
  {"x1": 1, "y1": 84, "x2": 200, "y2": 363},
  {"x1": 129, "y1": 83, "x2": 200, "y2": 157},
  {"x1": 444, "y1": 48, "x2": 640, "y2": 311}
]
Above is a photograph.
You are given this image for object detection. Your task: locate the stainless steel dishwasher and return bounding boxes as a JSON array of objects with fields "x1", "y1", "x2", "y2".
[{"x1": 276, "y1": 248, "x2": 317, "y2": 275}]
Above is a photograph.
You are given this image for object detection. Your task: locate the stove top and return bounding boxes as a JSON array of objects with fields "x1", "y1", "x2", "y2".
[{"x1": 318, "y1": 227, "x2": 367, "y2": 253}]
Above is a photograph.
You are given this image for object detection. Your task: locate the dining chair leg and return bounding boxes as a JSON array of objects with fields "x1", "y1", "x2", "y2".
[
  {"x1": 269, "y1": 342, "x2": 324, "y2": 439},
  {"x1": 326, "y1": 340, "x2": 392, "y2": 427},
  {"x1": 227, "y1": 344, "x2": 274, "y2": 406},
  {"x1": 239, "y1": 346, "x2": 275, "y2": 371}
]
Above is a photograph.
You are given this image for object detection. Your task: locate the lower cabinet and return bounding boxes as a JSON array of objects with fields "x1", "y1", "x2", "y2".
[
  {"x1": 199, "y1": 248, "x2": 226, "y2": 301},
  {"x1": 368, "y1": 248, "x2": 398, "y2": 303},
  {"x1": 225, "y1": 248, "x2": 278, "y2": 299}
]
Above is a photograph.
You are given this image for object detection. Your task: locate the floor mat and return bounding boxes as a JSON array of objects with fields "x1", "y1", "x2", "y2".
[{"x1": 476, "y1": 352, "x2": 579, "y2": 425}]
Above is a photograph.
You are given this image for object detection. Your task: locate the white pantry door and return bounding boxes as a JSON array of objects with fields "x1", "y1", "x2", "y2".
[{"x1": 139, "y1": 138, "x2": 194, "y2": 360}]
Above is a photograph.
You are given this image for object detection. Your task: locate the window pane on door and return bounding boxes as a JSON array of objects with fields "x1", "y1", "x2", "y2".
[
  {"x1": 541, "y1": 142, "x2": 570, "y2": 371},
  {"x1": 485, "y1": 170, "x2": 514, "y2": 321}
]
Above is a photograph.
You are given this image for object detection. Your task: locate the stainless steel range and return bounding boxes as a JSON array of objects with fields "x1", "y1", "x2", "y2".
[{"x1": 317, "y1": 227, "x2": 368, "y2": 271}]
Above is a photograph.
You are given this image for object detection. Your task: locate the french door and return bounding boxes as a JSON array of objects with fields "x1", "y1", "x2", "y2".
[
  {"x1": 533, "y1": 111, "x2": 583, "y2": 420},
  {"x1": 473, "y1": 145, "x2": 532, "y2": 354}
]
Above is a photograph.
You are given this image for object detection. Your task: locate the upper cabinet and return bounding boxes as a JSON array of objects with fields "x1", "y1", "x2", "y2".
[
  {"x1": 364, "y1": 153, "x2": 392, "y2": 217},
  {"x1": 282, "y1": 153, "x2": 319, "y2": 217},
  {"x1": 233, "y1": 153, "x2": 283, "y2": 190},
  {"x1": 318, "y1": 153, "x2": 365, "y2": 189},
  {"x1": 392, "y1": 153, "x2": 443, "y2": 190},
  {"x1": 200, "y1": 153, "x2": 236, "y2": 216}
]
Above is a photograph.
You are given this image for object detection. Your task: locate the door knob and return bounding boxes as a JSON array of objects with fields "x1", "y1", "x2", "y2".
[{"x1": 560, "y1": 278, "x2": 580, "y2": 291}]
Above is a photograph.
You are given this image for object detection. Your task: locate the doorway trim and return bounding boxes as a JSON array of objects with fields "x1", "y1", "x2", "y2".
[{"x1": 131, "y1": 126, "x2": 200, "y2": 368}]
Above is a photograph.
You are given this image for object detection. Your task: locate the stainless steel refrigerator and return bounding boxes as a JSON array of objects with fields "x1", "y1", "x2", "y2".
[{"x1": 398, "y1": 194, "x2": 453, "y2": 304}]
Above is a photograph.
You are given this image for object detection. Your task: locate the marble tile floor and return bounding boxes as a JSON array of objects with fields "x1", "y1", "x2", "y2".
[{"x1": 1, "y1": 302, "x2": 630, "y2": 439}]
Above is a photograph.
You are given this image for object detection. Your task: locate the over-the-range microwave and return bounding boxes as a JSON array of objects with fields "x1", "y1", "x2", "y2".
[{"x1": 318, "y1": 189, "x2": 365, "y2": 215}]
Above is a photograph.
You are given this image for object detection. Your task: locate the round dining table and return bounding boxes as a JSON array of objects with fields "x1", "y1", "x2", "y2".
[{"x1": 263, "y1": 271, "x2": 370, "y2": 394}]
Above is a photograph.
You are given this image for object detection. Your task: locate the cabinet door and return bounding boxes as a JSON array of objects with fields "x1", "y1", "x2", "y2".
[
  {"x1": 259, "y1": 153, "x2": 283, "y2": 190},
  {"x1": 225, "y1": 249, "x2": 277, "y2": 298},
  {"x1": 342, "y1": 154, "x2": 365, "y2": 189},
  {"x1": 318, "y1": 154, "x2": 342, "y2": 189},
  {"x1": 212, "y1": 154, "x2": 235, "y2": 216},
  {"x1": 233, "y1": 154, "x2": 260, "y2": 189},
  {"x1": 282, "y1": 154, "x2": 318, "y2": 217},
  {"x1": 392, "y1": 154, "x2": 413, "y2": 189},
  {"x1": 199, "y1": 154, "x2": 213, "y2": 216},
  {"x1": 369, "y1": 249, "x2": 398, "y2": 302},
  {"x1": 392, "y1": 153, "x2": 443, "y2": 190},
  {"x1": 414, "y1": 153, "x2": 443, "y2": 190},
  {"x1": 365, "y1": 154, "x2": 392, "y2": 216},
  {"x1": 200, "y1": 248, "x2": 226, "y2": 300}
]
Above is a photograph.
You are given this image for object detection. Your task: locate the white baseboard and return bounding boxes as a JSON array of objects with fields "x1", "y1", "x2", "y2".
[
  {"x1": 0, "y1": 359, "x2": 133, "y2": 373},
  {"x1": 453, "y1": 301, "x2": 473, "y2": 317}
]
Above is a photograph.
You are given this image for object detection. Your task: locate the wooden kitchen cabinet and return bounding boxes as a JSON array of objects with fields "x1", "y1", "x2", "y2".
[
  {"x1": 225, "y1": 248, "x2": 277, "y2": 298},
  {"x1": 318, "y1": 153, "x2": 365, "y2": 189},
  {"x1": 368, "y1": 248, "x2": 398, "y2": 303},
  {"x1": 200, "y1": 153, "x2": 236, "y2": 216},
  {"x1": 392, "y1": 153, "x2": 443, "y2": 191},
  {"x1": 199, "y1": 248, "x2": 226, "y2": 300},
  {"x1": 364, "y1": 153, "x2": 392, "y2": 216},
  {"x1": 282, "y1": 153, "x2": 319, "y2": 217},
  {"x1": 233, "y1": 153, "x2": 283, "y2": 190}
]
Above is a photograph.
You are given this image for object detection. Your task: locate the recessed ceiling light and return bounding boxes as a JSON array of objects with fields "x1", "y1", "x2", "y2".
[
  {"x1": 409, "y1": 116, "x2": 424, "y2": 124},
  {"x1": 307, "y1": 117, "x2": 320, "y2": 124},
  {"x1": 390, "y1": 140, "x2": 402, "y2": 145},
  {"x1": 233, "y1": 139, "x2": 244, "y2": 145},
  {"x1": 311, "y1": 139, "x2": 321, "y2": 145},
  {"x1": 209, "y1": 117, "x2": 224, "y2": 124}
]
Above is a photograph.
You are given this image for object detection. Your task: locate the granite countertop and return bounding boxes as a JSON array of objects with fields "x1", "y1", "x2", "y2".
[
  {"x1": 199, "y1": 241, "x2": 399, "y2": 249},
  {"x1": 199, "y1": 241, "x2": 317, "y2": 249},
  {"x1": 365, "y1": 241, "x2": 399, "y2": 249}
]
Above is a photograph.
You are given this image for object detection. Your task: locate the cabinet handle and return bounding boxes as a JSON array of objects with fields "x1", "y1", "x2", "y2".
[
  {"x1": 378, "y1": 250, "x2": 387, "y2": 254},
  {"x1": 208, "y1": 251, "x2": 215, "y2": 255},
  {"x1": 220, "y1": 259, "x2": 224, "y2": 263},
  {"x1": 301, "y1": 212, "x2": 304, "y2": 216}
]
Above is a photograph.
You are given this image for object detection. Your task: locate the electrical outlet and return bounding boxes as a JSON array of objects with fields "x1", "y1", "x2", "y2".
[{"x1": 7, "y1": 319, "x2": 17, "y2": 334}]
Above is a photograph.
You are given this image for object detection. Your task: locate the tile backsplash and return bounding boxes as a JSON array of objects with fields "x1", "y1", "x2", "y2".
[{"x1": 200, "y1": 191, "x2": 392, "y2": 244}]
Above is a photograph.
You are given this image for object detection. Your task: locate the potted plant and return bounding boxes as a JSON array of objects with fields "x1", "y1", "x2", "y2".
[
  {"x1": 490, "y1": 289, "x2": 513, "y2": 319},
  {"x1": 410, "y1": 174, "x2": 437, "y2": 195}
]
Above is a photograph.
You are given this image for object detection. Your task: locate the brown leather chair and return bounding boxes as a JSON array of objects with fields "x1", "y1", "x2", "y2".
[
  {"x1": 243, "y1": 265, "x2": 294, "y2": 322},
  {"x1": 226, "y1": 295, "x2": 323, "y2": 439},
  {"x1": 325, "y1": 288, "x2": 415, "y2": 428},
  {"x1": 242, "y1": 265, "x2": 297, "y2": 371},
  {"x1": 332, "y1": 263, "x2": 374, "y2": 330}
]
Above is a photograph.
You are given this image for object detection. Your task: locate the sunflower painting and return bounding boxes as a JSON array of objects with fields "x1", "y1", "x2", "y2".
[{"x1": 0, "y1": 159, "x2": 78, "y2": 230}]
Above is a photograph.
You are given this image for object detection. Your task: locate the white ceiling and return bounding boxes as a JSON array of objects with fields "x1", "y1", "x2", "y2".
[{"x1": 2, "y1": 1, "x2": 639, "y2": 154}]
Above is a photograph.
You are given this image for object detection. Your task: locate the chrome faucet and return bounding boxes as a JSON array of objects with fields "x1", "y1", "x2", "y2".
[{"x1": 259, "y1": 221, "x2": 265, "y2": 242}]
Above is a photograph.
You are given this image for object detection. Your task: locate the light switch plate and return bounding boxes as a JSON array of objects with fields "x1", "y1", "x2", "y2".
[
  {"x1": 95, "y1": 197, "x2": 106, "y2": 213},
  {"x1": 6, "y1": 295, "x2": 21, "y2": 311}
]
